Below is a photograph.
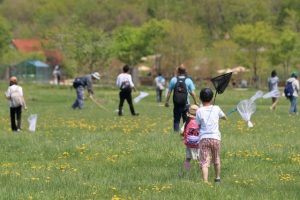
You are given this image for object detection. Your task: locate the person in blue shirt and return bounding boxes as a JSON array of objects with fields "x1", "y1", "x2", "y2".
[
  {"x1": 165, "y1": 65, "x2": 197, "y2": 132},
  {"x1": 154, "y1": 73, "x2": 166, "y2": 103}
]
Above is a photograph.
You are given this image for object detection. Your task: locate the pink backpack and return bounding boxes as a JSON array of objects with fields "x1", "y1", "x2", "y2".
[{"x1": 184, "y1": 119, "x2": 200, "y2": 148}]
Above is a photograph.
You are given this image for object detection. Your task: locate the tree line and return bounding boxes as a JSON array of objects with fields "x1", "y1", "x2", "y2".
[{"x1": 0, "y1": 0, "x2": 300, "y2": 84}]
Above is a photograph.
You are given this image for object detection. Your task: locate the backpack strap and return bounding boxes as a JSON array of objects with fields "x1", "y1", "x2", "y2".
[{"x1": 177, "y1": 76, "x2": 187, "y2": 81}]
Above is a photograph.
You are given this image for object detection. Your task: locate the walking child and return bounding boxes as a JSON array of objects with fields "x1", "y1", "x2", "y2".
[
  {"x1": 154, "y1": 73, "x2": 166, "y2": 103},
  {"x1": 180, "y1": 104, "x2": 200, "y2": 173},
  {"x1": 196, "y1": 88, "x2": 227, "y2": 183},
  {"x1": 268, "y1": 70, "x2": 279, "y2": 110},
  {"x1": 116, "y1": 64, "x2": 139, "y2": 116}
]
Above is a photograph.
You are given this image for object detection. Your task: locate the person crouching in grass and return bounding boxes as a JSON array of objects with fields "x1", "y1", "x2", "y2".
[{"x1": 196, "y1": 88, "x2": 227, "y2": 183}]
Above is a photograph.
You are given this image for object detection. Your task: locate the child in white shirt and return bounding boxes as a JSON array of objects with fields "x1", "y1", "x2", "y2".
[{"x1": 196, "y1": 88, "x2": 227, "y2": 183}]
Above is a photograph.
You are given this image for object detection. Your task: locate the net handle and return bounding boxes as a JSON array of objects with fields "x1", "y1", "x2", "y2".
[{"x1": 213, "y1": 91, "x2": 217, "y2": 105}]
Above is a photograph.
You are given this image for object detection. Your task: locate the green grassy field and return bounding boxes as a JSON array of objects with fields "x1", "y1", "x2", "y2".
[{"x1": 0, "y1": 84, "x2": 299, "y2": 200}]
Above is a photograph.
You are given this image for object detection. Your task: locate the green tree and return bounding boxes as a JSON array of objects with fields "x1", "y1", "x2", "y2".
[
  {"x1": 232, "y1": 22, "x2": 276, "y2": 84},
  {"x1": 0, "y1": 16, "x2": 11, "y2": 58},
  {"x1": 211, "y1": 39, "x2": 239, "y2": 70},
  {"x1": 47, "y1": 23, "x2": 112, "y2": 74},
  {"x1": 112, "y1": 19, "x2": 165, "y2": 66},
  {"x1": 270, "y1": 29, "x2": 299, "y2": 78},
  {"x1": 156, "y1": 20, "x2": 203, "y2": 74}
]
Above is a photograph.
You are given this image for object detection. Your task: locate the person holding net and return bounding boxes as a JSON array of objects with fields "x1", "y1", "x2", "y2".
[
  {"x1": 196, "y1": 88, "x2": 227, "y2": 183},
  {"x1": 268, "y1": 70, "x2": 279, "y2": 110}
]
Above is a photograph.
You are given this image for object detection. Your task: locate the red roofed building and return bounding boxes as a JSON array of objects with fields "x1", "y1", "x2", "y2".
[{"x1": 11, "y1": 39, "x2": 63, "y2": 66}]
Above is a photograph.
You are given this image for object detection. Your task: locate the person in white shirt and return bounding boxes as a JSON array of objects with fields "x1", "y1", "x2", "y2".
[
  {"x1": 196, "y1": 88, "x2": 227, "y2": 183},
  {"x1": 5, "y1": 76, "x2": 27, "y2": 132},
  {"x1": 116, "y1": 65, "x2": 138, "y2": 116},
  {"x1": 268, "y1": 70, "x2": 279, "y2": 110},
  {"x1": 154, "y1": 73, "x2": 165, "y2": 103},
  {"x1": 53, "y1": 64, "x2": 61, "y2": 85}
]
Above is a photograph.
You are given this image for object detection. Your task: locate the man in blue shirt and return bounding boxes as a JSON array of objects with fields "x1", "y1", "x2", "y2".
[{"x1": 165, "y1": 65, "x2": 197, "y2": 132}]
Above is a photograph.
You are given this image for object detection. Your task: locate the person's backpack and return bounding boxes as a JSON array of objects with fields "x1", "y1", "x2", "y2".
[
  {"x1": 173, "y1": 76, "x2": 188, "y2": 105},
  {"x1": 10, "y1": 88, "x2": 24, "y2": 108},
  {"x1": 284, "y1": 81, "x2": 294, "y2": 99},
  {"x1": 73, "y1": 77, "x2": 84, "y2": 88},
  {"x1": 120, "y1": 80, "x2": 131, "y2": 92},
  {"x1": 184, "y1": 119, "x2": 200, "y2": 147}
]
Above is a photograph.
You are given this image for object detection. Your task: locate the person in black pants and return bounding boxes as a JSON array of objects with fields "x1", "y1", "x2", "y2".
[
  {"x1": 116, "y1": 65, "x2": 139, "y2": 116},
  {"x1": 10, "y1": 106, "x2": 22, "y2": 131},
  {"x1": 164, "y1": 65, "x2": 197, "y2": 132},
  {"x1": 5, "y1": 76, "x2": 27, "y2": 132}
]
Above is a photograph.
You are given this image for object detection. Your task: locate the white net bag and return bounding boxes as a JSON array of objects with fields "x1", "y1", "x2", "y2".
[
  {"x1": 237, "y1": 100, "x2": 256, "y2": 128},
  {"x1": 250, "y1": 90, "x2": 264, "y2": 102},
  {"x1": 133, "y1": 91, "x2": 149, "y2": 103},
  {"x1": 262, "y1": 90, "x2": 281, "y2": 99},
  {"x1": 28, "y1": 114, "x2": 38, "y2": 132}
]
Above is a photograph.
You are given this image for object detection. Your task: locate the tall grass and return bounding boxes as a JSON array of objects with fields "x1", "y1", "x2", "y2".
[{"x1": 0, "y1": 84, "x2": 299, "y2": 200}]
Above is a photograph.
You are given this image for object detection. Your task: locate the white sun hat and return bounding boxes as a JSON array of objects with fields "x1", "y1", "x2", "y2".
[{"x1": 91, "y1": 72, "x2": 100, "y2": 80}]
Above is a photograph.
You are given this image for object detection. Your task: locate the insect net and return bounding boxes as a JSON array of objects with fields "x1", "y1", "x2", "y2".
[
  {"x1": 28, "y1": 114, "x2": 38, "y2": 132},
  {"x1": 249, "y1": 90, "x2": 264, "y2": 102},
  {"x1": 210, "y1": 72, "x2": 233, "y2": 94},
  {"x1": 262, "y1": 90, "x2": 281, "y2": 99},
  {"x1": 134, "y1": 91, "x2": 149, "y2": 103},
  {"x1": 237, "y1": 100, "x2": 256, "y2": 128}
]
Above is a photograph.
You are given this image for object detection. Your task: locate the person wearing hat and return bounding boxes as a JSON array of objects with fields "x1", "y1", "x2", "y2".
[
  {"x1": 116, "y1": 64, "x2": 139, "y2": 116},
  {"x1": 180, "y1": 104, "x2": 200, "y2": 175},
  {"x1": 72, "y1": 72, "x2": 100, "y2": 109},
  {"x1": 286, "y1": 71, "x2": 299, "y2": 114},
  {"x1": 5, "y1": 76, "x2": 27, "y2": 132},
  {"x1": 165, "y1": 64, "x2": 197, "y2": 132},
  {"x1": 196, "y1": 88, "x2": 227, "y2": 183}
]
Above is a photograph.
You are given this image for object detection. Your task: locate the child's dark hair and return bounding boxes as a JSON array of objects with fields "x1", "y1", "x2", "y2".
[
  {"x1": 123, "y1": 64, "x2": 130, "y2": 73},
  {"x1": 200, "y1": 88, "x2": 214, "y2": 102},
  {"x1": 271, "y1": 70, "x2": 277, "y2": 77}
]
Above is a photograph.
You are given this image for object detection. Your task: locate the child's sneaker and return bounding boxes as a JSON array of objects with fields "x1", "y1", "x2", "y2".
[{"x1": 214, "y1": 178, "x2": 221, "y2": 182}]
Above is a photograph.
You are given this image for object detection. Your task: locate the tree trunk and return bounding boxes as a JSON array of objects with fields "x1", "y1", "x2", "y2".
[
  {"x1": 132, "y1": 67, "x2": 140, "y2": 86},
  {"x1": 252, "y1": 48, "x2": 259, "y2": 88}
]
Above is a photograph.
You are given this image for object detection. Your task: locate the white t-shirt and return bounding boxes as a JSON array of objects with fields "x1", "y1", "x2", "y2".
[
  {"x1": 116, "y1": 73, "x2": 134, "y2": 88},
  {"x1": 5, "y1": 85, "x2": 24, "y2": 107},
  {"x1": 196, "y1": 105, "x2": 225, "y2": 141},
  {"x1": 268, "y1": 76, "x2": 279, "y2": 91},
  {"x1": 154, "y1": 76, "x2": 165, "y2": 89}
]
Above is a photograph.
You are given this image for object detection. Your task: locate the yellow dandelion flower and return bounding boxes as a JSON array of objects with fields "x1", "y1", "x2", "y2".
[
  {"x1": 112, "y1": 195, "x2": 121, "y2": 200},
  {"x1": 31, "y1": 177, "x2": 39, "y2": 181}
]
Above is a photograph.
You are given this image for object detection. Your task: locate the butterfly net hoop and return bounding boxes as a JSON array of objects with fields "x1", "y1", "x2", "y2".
[
  {"x1": 262, "y1": 90, "x2": 281, "y2": 99},
  {"x1": 237, "y1": 100, "x2": 256, "y2": 128},
  {"x1": 250, "y1": 90, "x2": 264, "y2": 102},
  {"x1": 210, "y1": 72, "x2": 233, "y2": 94}
]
